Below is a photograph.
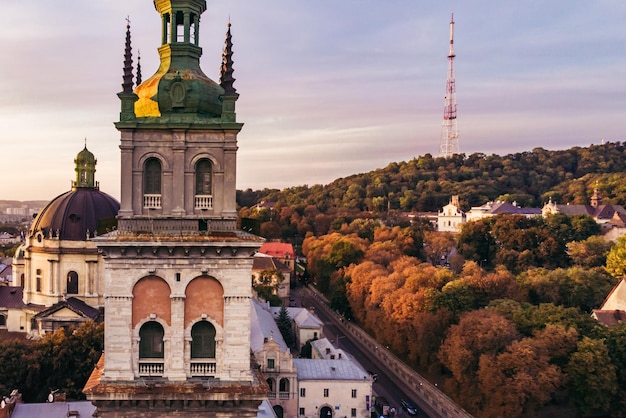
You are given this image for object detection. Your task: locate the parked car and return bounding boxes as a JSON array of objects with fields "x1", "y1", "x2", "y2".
[{"x1": 400, "y1": 399, "x2": 419, "y2": 416}]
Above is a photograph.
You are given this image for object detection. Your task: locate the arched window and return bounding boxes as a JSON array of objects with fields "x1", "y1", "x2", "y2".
[
  {"x1": 266, "y1": 378, "x2": 275, "y2": 393},
  {"x1": 279, "y1": 378, "x2": 290, "y2": 393},
  {"x1": 191, "y1": 321, "x2": 216, "y2": 358},
  {"x1": 139, "y1": 321, "x2": 164, "y2": 359},
  {"x1": 195, "y1": 159, "x2": 212, "y2": 195},
  {"x1": 0, "y1": 315, "x2": 6, "y2": 327},
  {"x1": 143, "y1": 158, "x2": 162, "y2": 195},
  {"x1": 66, "y1": 271, "x2": 79, "y2": 294}
]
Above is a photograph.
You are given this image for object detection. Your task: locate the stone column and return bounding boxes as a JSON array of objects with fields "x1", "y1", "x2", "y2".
[{"x1": 167, "y1": 296, "x2": 187, "y2": 380}]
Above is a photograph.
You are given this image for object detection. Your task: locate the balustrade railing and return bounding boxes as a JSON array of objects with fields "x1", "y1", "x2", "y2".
[
  {"x1": 143, "y1": 194, "x2": 162, "y2": 209},
  {"x1": 138, "y1": 360, "x2": 164, "y2": 376},
  {"x1": 190, "y1": 360, "x2": 217, "y2": 376},
  {"x1": 194, "y1": 195, "x2": 213, "y2": 209}
]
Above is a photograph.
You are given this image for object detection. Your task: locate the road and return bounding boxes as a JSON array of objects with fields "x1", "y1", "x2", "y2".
[{"x1": 297, "y1": 287, "x2": 432, "y2": 418}]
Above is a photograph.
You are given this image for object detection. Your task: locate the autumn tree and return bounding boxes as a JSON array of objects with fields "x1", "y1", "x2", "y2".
[
  {"x1": 606, "y1": 235, "x2": 626, "y2": 279},
  {"x1": 253, "y1": 268, "x2": 284, "y2": 306},
  {"x1": 567, "y1": 235, "x2": 613, "y2": 268},
  {"x1": 438, "y1": 309, "x2": 520, "y2": 412}
]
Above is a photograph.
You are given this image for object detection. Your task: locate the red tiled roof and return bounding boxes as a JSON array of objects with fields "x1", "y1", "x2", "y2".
[{"x1": 259, "y1": 242, "x2": 295, "y2": 258}]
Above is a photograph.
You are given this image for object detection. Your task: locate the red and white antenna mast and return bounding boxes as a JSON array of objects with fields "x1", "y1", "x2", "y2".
[{"x1": 439, "y1": 13, "x2": 459, "y2": 158}]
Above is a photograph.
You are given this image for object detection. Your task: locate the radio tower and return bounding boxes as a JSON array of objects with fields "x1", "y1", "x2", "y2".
[{"x1": 439, "y1": 13, "x2": 459, "y2": 158}]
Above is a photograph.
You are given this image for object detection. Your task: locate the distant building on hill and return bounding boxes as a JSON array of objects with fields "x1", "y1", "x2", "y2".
[
  {"x1": 466, "y1": 200, "x2": 542, "y2": 223},
  {"x1": 438, "y1": 195, "x2": 466, "y2": 232},
  {"x1": 542, "y1": 188, "x2": 626, "y2": 239}
]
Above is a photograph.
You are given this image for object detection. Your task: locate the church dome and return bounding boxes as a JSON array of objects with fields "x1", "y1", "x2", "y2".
[
  {"x1": 30, "y1": 189, "x2": 120, "y2": 241},
  {"x1": 29, "y1": 145, "x2": 119, "y2": 241}
]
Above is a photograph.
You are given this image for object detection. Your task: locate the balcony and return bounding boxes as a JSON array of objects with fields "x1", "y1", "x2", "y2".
[
  {"x1": 143, "y1": 194, "x2": 162, "y2": 209},
  {"x1": 138, "y1": 360, "x2": 164, "y2": 376},
  {"x1": 279, "y1": 392, "x2": 290, "y2": 400},
  {"x1": 190, "y1": 360, "x2": 217, "y2": 377},
  {"x1": 194, "y1": 195, "x2": 213, "y2": 210}
]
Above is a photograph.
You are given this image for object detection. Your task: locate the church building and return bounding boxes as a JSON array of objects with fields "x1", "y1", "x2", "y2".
[{"x1": 83, "y1": 1, "x2": 267, "y2": 416}]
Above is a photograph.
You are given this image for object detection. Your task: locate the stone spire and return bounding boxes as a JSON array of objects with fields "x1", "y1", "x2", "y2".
[
  {"x1": 118, "y1": 19, "x2": 138, "y2": 122},
  {"x1": 219, "y1": 22, "x2": 237, "y2": 95},
  {"x1": 121, "y1": 19, "x2": 134, "y2": 94}
]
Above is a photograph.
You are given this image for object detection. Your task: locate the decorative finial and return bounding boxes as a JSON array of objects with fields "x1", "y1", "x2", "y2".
[
  {"x1": 219, "y1": 21, "x2": 237, "y2": 95},
  {"x1": 136, "y1": 50, "x2": 142, "y2": 86},
  {"x1": 121, "y1": 18, "x2": 134, "y2": 94}
]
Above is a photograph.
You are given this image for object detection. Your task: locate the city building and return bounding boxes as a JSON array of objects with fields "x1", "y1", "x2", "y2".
[
  {"x1": 10, "y1": 145, "x2": 118, "y2": 335},
  {"x1": 466, "y1": 200, "x2": 541, "y2": 223},
  {"x1": 437, "y1": 195, "x2": 465, "y2": 232},
  {"x1": 294, "y1": 358, "x2": 372, "y2": 418},
  {"x1": 83, "y1": 1, "x2": 267, "y2": 416}
]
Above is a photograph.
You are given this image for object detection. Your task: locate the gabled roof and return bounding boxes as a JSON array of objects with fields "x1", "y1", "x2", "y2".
[
  {"x1": 250, "y1": 299, "x2": 288, "y2": 352},
  {"x1": 0, "y1": 286, "x2": 25, "y2": 309},
  {"x1": 33, "y1": 297, "x2": 100, "y2": 320},
  {"x1": 598, "y1": 278, "x2": 626, "y2": 311},
  {"x1": 259, "y1": 242, "x2": 295, "y2": 258}
]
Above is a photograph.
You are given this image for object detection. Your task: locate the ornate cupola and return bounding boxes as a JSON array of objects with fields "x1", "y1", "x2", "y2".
[
  {"x1": 73, "y1": 144, "x2": 97, "y2": 189},
  {"x1": 131, "y1": 0, "x2": 237, "y2": 122}
]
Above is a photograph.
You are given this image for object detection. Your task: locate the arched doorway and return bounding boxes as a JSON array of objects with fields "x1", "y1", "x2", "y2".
[
  {"x1": 273, "y1": 405, "x2": 284, "y2": 418},
  {"x1": 319, "y1": 406, "x2": 333, "y2": 418}
]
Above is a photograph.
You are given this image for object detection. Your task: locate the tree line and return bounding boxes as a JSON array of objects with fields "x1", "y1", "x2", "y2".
[
  {"x1": 0, "y1": 321, "x2": 103, "y2": 403},
  {"x1": 237, "y1": 142, "x2": 626, "y2": 245},
  {"x1": 301, "y1": 220, "x2": 626, "y2": 418}
]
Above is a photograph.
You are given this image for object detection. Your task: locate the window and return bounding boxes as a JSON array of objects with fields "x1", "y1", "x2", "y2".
[
  {"x1": 139, "y1": 321, "x2": 164, "y2": 358},
  {"x1": 36, "y1": 277, "x2": 41, "y2": 292},
  {"x1": 195, "y1": 159, "x2": 212, "y2": 195},
  {"x1": 267, "y1": 358, "x2": 275, "y2": 369},
  {"x1": 0, "y1": 315, "x2": 6, "y2": 327},
  {"x1": 351, "y1": 408, "x2": 357, "y2": 417},
  {"x1": 299, "y1": 408, "x2": 305, "y2": 416},
  {"x1": 266, "y1": 378, "x2": 275, "y2": 393},
  {"x1": 323, "y1": 388, "x2": 329, "y2": 397},
  {"x1": 300, "y1": 388, "x2": 306, "y2": 397},
  {"x1": 143, "y1": 158, "x2": 162, "y2": 195},
  {"x1": 191, "y1": 321, "x2": 216, "y2": 358},
  {"x1": 351, "y1": 389, "x2": 357, "y2": 398},
  {"x1": 279, "y1": 378, "x2": 289, "y2": 393},
  {"x1": 66, "y1": 271, "x2": 79, "y2": 294}
]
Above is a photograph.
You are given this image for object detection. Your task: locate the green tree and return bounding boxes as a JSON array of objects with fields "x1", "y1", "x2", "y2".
[
  {"x1": 253, "y1": 268, "x2": 284, "y2": 306},
  {"x1": 276, "y1": 306, "x2": 295, "y2": 347},
  {"x1": 567, "y1": 337, "x2": 618, "y2": 416}
]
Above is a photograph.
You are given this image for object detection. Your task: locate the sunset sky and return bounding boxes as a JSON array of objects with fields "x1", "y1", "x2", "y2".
[{"x1": 2, "y1": 1, "x2": 625, "y2": 201}]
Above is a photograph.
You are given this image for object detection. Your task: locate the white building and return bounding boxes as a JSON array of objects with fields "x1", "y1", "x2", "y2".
[
  {"x1": 294, "y1": 359, "x2": 373, "y2": 418},
  {"x1": 437, "y1": 196, "x2": 465, "y2": 232}
]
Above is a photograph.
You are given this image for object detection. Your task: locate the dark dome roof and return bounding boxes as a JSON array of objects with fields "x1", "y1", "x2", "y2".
[{"x1": 30, "y1": 189, "x2": 120, "y2": 241}]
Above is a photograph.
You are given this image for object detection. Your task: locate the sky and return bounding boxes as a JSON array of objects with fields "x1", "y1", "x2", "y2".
[{"x1": 1, "y1": 1, "x2": 625, "y2": 201}]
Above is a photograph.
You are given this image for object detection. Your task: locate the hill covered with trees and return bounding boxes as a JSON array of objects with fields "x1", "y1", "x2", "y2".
[{"x1": 237, "y1": 142, "x2": 626, "y2": 242}]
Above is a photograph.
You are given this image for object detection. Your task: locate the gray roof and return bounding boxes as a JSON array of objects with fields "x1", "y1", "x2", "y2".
[
  {"x1": 270, "y1": 307, "x2": 323, "y2": 329},
  {"x1": 250, "y1": 299, "x2": 288, "y2": 352},
  {"x1": 0, "y1": 286, "x2": 25, "y2": 309},
  {"x1": 294, "y1": 358, "x2": 370, "y2": 381},
  {"x1": 11, "y1": 401, "x2": 96, "y2": 418}
]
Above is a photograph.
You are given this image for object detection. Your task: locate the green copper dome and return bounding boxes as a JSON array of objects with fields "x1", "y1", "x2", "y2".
[{"x1": 133, "y1": 0, "x2": 225, "y2": 119}]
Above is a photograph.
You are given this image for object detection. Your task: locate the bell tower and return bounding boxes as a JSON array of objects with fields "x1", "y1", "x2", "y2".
[
  {"x1": 116, "y1": 0, "x2": 240, "y2": 231},
  {"x1": 85, "y1": 2, "x2": 267, "y2": 416}
]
